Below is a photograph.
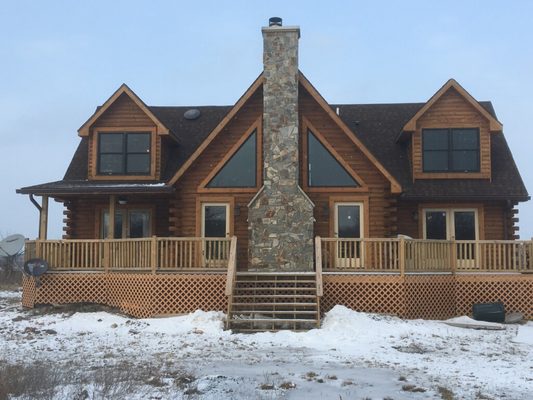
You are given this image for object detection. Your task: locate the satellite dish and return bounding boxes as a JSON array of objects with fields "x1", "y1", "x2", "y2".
[
  {"x1": 0, "y1": 234, "x2": 26, "y2": 257},
  {"x1": 24, "y1": 258, "x2": 49, "y2": 277},
  {"x1": 184, "y1": 108, "x2": 201, "y2": 120}
]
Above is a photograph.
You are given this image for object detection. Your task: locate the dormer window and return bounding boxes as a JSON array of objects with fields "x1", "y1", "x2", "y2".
[
  {"x1": 98, "y1": 132, "x2": 151, "y2": 175},
  {"x1": 422, "y1": 128, "x2": 480, "y2": 173}
]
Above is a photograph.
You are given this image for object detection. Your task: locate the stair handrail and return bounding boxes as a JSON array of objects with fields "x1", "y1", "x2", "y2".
[
  {"x1": 225, "y1": 236, "x2": 238, "y2": 296},
  {"x1": 315, "y1": 236, "x2": 323, "y2": 297}
]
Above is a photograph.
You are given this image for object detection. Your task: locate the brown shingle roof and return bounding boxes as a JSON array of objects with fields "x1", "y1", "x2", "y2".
[
  {"x1": 18, "y1": 101, "x2": 528, "y2": 201},
  {"x1": 334, "y1": 102, "x2": 528, "y2": 201}
]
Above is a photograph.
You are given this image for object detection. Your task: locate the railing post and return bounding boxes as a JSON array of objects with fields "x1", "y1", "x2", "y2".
[
  {"x1": 529, "y1": 238, "x2": 533, "y2": 272},
  {"x1": 315, "y1": 236, "x2": 323, "y2": 297},
  {"x1": 225, "y1": 236, "x2": 238, "y2": 296},
  {"x1": 35, "y1": 239, "x2": 42, "y2": 259},
  {"x1": 150, "y1": 236, "x2": 157, "y2": 275},
  {"x1": 450, "y1": 240, "x2": 457, "y2": 274},
  {"x1": 399, "y1": 236, "x2": 405, "y2": 277},
  {"x1": 103, "y1": 240, "x2": 110, "y2": 274}
]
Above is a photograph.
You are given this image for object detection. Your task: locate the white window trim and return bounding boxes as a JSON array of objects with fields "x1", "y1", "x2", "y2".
[
  {"x1": 201, "y1": 203, "x2": 230, "y2": 238},
  {"x1": 334, "y1": 202, "x2": 364, "y2": 239},
  {"x1": 422, "y1": 208, "x2": 479, "y2": 240},
  {"x1": 101, "y1": 208, "x2": 152, "y2": 239}
]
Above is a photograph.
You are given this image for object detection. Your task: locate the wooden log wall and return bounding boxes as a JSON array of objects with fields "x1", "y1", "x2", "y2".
[
  {"x1": 298, "y1": 85, "x2": 397, "y2": 239},
  {"x1": 169, "y1": 89, "x2": 264, "y2": 268},
  {"x1": 64, "y1": 197, "x2": 170, "y2": 239}
]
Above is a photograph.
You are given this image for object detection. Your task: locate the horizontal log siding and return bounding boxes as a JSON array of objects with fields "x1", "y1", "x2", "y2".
[
  {"x1": 484, "y1": 202, "x2": 507, "y2": 240},
  {"x1": 298, "y1": 85, "x2": 396, "y2": 239},
  {"x1": 65, "y1": 197, "x2": 170, "y2": 239},
  {"x1": 396, "y1": 201, "x2": 419, "y2": 238},
  {"x1": 170, "y1": 89, "x2": 263, "y2": 269},
  {"x1": 412, "y1": 87, "x2": 491, "y2": 180}
]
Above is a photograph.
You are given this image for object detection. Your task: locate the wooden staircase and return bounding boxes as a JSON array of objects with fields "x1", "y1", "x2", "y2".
[{"x1": 226, "y1": 272, "x2": 321, "y2": 332}]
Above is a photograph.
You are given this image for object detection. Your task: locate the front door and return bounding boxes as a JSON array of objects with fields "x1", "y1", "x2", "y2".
[
  {"x1": 334, "y1": 203, "x2": 363, "y2": 269},
  {"x1": 201, "y1": 203, "x2": 230, "y2": 267},
  {"x1": 424, "y1": 209, "x2": 478, "y2": 267}
]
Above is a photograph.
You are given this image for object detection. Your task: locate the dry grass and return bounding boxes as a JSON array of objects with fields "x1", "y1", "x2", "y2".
[{"x1": 0, "y1": 360, "x2": 197, "y2": 400}]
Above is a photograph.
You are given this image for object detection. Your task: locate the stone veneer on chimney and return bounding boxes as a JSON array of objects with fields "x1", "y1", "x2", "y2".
[{"x1": 248, "y1": 21, "x2": 315, "y2": 271}]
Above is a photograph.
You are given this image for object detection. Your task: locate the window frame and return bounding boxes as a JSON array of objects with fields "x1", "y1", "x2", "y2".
[
  {"x1": 100, "y1": 208, "x2": 153, "y2": 239},
  {"x1": 422, "y1": 128, "x2": 480, "y2": 173},
  {"x1": 302, "y1": 118, "x2": 368, "y2": 193},
  {"x1": 206, "y1": 130, "x2": 257, "y2": 188},
  {"x1": 421, "y1": 207, "x2": 480, "y2": 240},
  {"x1": 97, "y1": 131, "x2": 152, "y2": 176},
  {"x1": 198, "y1": 118, "x2": 262, "y2": 193},
  {"x1": 90, "y1": 127, "x2": 157, "y2": 181}
]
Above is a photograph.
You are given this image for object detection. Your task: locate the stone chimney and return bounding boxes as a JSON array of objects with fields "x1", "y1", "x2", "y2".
[{"x1": 248, "y1": 18, "x2": 315, "y2": 271}]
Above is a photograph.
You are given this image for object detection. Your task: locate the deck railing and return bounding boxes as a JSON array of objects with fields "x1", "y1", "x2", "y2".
[
  {"x1": 318, "y1": 237, "x2": 533, "y2": 273},
  {"x1": 25, "y1": 237, "x2": 234, "y2": 272},
  {"x1": 25, "y1": 237, "x2": 533, "y2": 274}
]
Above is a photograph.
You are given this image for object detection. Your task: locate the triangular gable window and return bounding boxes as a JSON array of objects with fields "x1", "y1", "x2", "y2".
[
  {"x1": 308, "y1": 130, "x2": 359, "y2": 187},
  {"x1": 207, "y1": 130, "x2": 257, "y2": 188}
]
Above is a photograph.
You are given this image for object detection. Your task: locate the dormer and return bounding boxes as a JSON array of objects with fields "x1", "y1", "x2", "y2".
[
  {"x1": 398, "y1": 79, "x2": 503, "y2": 181},
  {"x1": 78, "y1": 84, "x2": 176, "y2": 181}
]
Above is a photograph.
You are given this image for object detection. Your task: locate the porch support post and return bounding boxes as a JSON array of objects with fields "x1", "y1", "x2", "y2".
[
  {"x1": 39, "y1": 196, "x2": 49, "y2": 240},
  {"x1": 108, "y1": 195, "x2": 116, "y2": 239}
]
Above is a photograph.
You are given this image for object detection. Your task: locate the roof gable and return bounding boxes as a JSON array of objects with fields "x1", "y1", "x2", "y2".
[
  {"x1": 78, "y1": 84, "x2": 171, "y2": 137},
  {"x1": 168, "y1": 74, "x2": 264, "y2": 185},
  {"x1": 399, "y1": 79, "x2": 503, "y2": 140},
  {"x1": 298, "y1": 72, "x2": 402, "y2": 194}
]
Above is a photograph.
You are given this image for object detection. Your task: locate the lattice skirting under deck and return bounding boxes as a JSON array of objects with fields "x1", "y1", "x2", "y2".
[
  {"x1": 22, "y1": 273, "x2": 227, "y2": 318},
  {"x1": 22, "y1": 273, "x2": 533, "y2": 319}
]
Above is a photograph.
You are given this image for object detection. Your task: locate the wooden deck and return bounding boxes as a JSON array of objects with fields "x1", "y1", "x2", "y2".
[{"x1": 21, "y1": 236, "x2": 533, "y2": 322}]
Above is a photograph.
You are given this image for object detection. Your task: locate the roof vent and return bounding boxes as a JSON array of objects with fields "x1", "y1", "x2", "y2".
[
  {"x1": 183, "y1": 109, "x2": 201, "y2": 120},
  {"x1": 269, "y1": 17, "x2": 282, "y2": 27}
]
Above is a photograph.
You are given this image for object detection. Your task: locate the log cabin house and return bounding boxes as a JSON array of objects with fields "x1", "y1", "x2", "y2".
[{"x1": 18, "y1": 19, "x2": 531, "y2": 331}]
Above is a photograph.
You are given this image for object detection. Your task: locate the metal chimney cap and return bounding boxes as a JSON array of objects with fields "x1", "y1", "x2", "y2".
[{"x1": 269, "y1": 17, "x2": 282, "y2": 27}]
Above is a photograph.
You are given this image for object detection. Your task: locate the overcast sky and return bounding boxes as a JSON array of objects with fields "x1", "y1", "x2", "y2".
[{"x1": 1, "y1": 1, "x2": 531, "y2": 239}]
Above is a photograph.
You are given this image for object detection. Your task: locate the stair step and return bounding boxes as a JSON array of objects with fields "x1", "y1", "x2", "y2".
[
  {"x1": 230, "y1": 310, "x2": 318, "y2": 315},
  {"x1": 230, "y1": 318, "x2": 317, "y2": 324},
  {"x1": 234, "y1": 287, "x2": 317, "y2": 292},
  {"x1": 232, "y1": 302, "x2": 318, "y2": 307},
  {"x1": 235, "y1": 278, "x2": 316, "y2": 282},
  {"x1": 232, "y1": 294, "x2": 316, "y2": 299},
  {"x1": 230, "y1": 328, "x2": 311, "y2": 333}
]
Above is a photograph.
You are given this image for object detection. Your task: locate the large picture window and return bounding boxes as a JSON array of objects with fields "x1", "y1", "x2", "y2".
[
  {"x1": 307, "y1": 131, "x2": 359, "y2": 187},
  {"x1": 98, "y1": 132, "x2": 151, "y2": 175},
  {"x1": 207, "y1": 131, "x2": 257, "y2": 188},
  {"x1": 422, "y1": 128, "x2": 480, "y2": 172}
]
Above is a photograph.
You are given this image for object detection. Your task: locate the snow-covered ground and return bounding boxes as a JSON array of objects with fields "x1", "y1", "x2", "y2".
[{"x1": 1, "y1": 290, "x2": 532, "y2": 399}]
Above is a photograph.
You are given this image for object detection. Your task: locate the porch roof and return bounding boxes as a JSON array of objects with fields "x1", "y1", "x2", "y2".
[{"x1": 16, "y1": 180, "x2": 175, "y2": 196}]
